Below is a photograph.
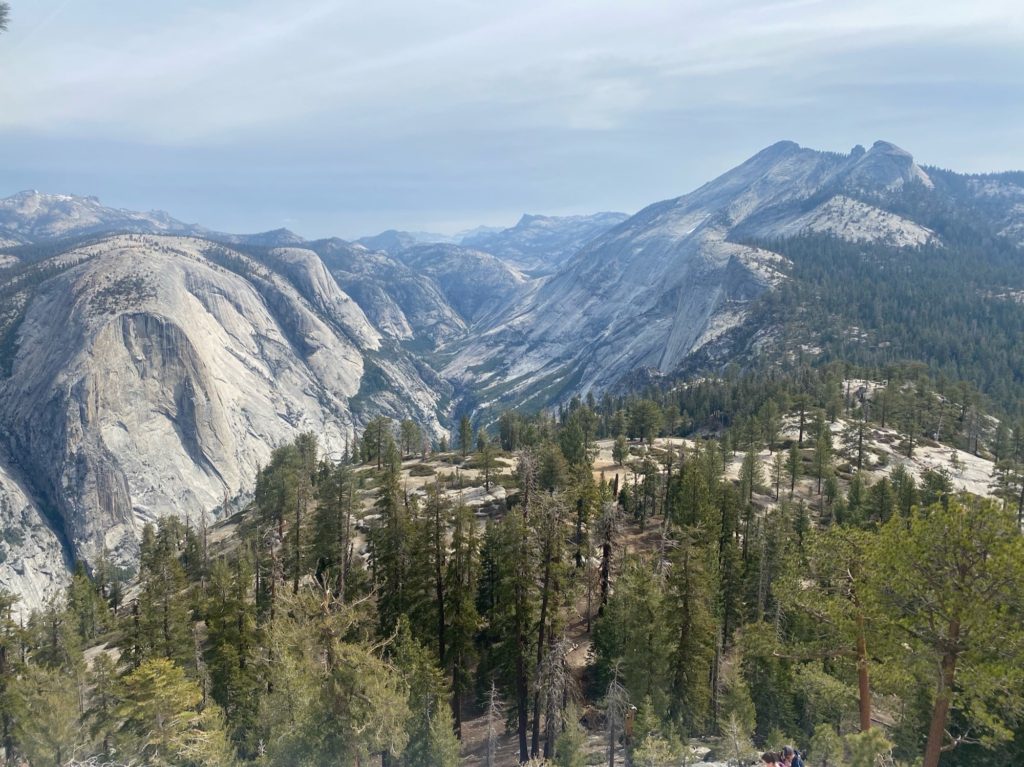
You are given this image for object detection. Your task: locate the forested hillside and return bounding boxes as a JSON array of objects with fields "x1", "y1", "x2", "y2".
[
  {"x1": 3, "y1": 368, "x2": 1023, "y2": 767},
  {"x1": 733, "y1": 171, "x2": 1024, "y2": 413}
]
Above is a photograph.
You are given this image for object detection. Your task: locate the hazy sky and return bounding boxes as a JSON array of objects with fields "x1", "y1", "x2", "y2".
[{"x1": 1, "y1": 0, "x2": 1022, "y2": 238}]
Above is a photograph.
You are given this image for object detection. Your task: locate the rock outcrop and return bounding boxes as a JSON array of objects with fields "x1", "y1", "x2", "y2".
[{"x1": 0, "y1": 235, "x2": 447, "y2": 609}]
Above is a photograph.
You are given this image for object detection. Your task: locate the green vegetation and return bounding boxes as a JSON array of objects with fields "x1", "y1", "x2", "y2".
[
  {"x1": 2, "y1": 382, "x2": 1024, "y2": 767},
  {"x1": 748, "y1": 225, "x2": 1024, "y2": 416}
]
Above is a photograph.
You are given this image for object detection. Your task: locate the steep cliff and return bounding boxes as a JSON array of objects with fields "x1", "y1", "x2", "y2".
[{"x1": 0, "y1": 235, "x2": 447, "y2": 608}]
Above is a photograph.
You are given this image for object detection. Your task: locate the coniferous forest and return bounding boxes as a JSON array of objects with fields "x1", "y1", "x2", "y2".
[{"x1": 3, "y1": 366, "x2": 1024, "y2": 767}]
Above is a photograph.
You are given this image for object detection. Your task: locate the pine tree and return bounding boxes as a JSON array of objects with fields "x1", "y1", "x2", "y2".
[
  {"x1": 363, "y1": 415, "x2": 395, "y2": 468},
  {"x1": 761, "y1": 400, "x2": 781, "y2": 454},
  {"x1": 529, "y1": 492, "x2": 570, "y2": 756},
  {"x1": 593, "y1": 558, "x2": 671, "y2": 718},
  {"x1": 603, "y1": 665, "x2": 631, "y2": 767},
  {"x1": 85, "y1": 652, "x2": 119, "y2": 760},
  {"x1": 459, "y1": 415, "x2": 473, "y2": 457},
  {"x1": 483, "y1": 510, "x2": 535, "y2": 762},
  {"x1": 370, "y1": 437, "x2": 412, "y2": 637},
  {"x1": 787, "y1": 443, "x2": 801, "y2": 499},
  {"x1": 261, "y1": 589, "x2": 411, "y2": 766},
  {"x1": 400, "y1": 419, "x2": 423, "y2": 458},
  {"x1": 109, "y1": 658, "x2": 208, "y2": 765},
  {"x1": 613, "y1": 434, "x2": 628, "y2": 466},
  {"x1": 480, "y1": 440, "x2": 498, "y2": 492},
  {"x1": 131, "y1": 520, "x2": 193, "y2": 668},
  {"x1": 812, "y1": 416, "x2": 832, "y2": 495},
  {"x1": 775, "y1": 525, "x2": 875, "y2": 732},
  {"x1": 205, "y1": 556, "x2": 262, "y2": 756},
  {"x1": 665, "y1": 529, "x2": 716, "y2": 732},
  {"x1": 394, "y1": 625, "x2": 459, "y2": 767},
  {"x1": 740, "y1": 447, "x2": 763, "y2": 502},
  {"x1": 408, "y1": 483, "x2": 451, "y2": 663},
  {"x1": 312, "y1": 459, "x2": 359, "y2": 600},
  {"x1": 445, "y1": 502, "x2": 479, "y2": 736},
  {"x1": 9, "y1": 662, "x2": 83, "y2": 766},
  {"x1": 286, "y1": 432, "x2": 317, "y2": 594},
  {"x1": 66, "y1": 561, "x2": 108, "y2": 642},
  {"x1": 866, "y1": 497, "x2": 1024, "y2": 767},
  {"x1": 555, "y1": 702, "x2": 587, "y2": 767}
]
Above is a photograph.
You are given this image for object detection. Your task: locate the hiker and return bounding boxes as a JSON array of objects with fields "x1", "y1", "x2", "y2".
[
  {"x1": 761, "y1": 752, "x2": 784, "y2": 767},
  {"x1": 782, "y1": 745, "x2": 804, "y2": 767}
]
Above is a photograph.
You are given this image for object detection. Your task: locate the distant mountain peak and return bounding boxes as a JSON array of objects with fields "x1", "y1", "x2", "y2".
[
  {"x1": 849, "y1": 139, "x2": 933, "y2": 190},
  {"x1": 459, "y1": 210, "x2": 629, "y2": 275},
  {"x1": 757, "y1": 139, "x2": 802, "y2": 156}
]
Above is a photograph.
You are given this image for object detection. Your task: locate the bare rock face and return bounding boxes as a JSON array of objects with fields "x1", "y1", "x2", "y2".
[
  {"x1": 0, "y1": 453, "x2": 68, "y2": 613},
  {"x1": 394, "y1": 244, "x2": 530, "y2": 325},
  {"x1": 0, "y1": 235, "x2": 447, "y2": 607},
  {"x1": 308, "y1": 238, "x2": 468, "y2": 347},
  {"x1": 443, "y1": 140, "x2": 941, "y2": 417},
  {"x1": 459, "y1": 212, "x2": 630, "y2": 275},
  {"x1": 761, "y1": 195, "x2": 936, "y2": 247}
]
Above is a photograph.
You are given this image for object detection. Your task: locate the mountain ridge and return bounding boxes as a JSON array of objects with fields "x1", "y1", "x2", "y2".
[{"x1": 3, "y1": 138, "x2": 1024, "y2": 611}]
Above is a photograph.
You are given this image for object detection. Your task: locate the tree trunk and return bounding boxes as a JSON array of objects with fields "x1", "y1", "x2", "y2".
[
  {"x1": 575, "y1": 498, "x2": 585, "y2": 568},
  {"x1": 608, "y1": 717, "x2": 616, "y2": 767},
  {"x1": 855, "y1": 611, "x2": 871, "y2": 732},
  {"x1": 531, "y1": 551, "x2": 552, "y2": 756},
  {"x1": 452, "y1": 664, "x2": 462, "y2": 738},
  {"x1": 516, "y1": 639, "x2": 530, "y2": 763},
  {"x1": 294, "y1": 491, "x2": 303, "y2": 594},
  {"x1": 922, "y1": 621, "x2": 960, "y2": 767},
  {"x1": 434, "y1": 504, "x2": 447, "y2": 666},
  {"x1": 599, "y1": 537, "x2": 612, "y2": 615}
]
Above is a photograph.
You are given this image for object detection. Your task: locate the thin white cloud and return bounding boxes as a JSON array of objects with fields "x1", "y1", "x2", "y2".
[
  {"x1": 1, "y1": 0, "x2": 1019, "y2": 142},
  {"x1": 0, "y1": 0, "x2": 1021, "y2": 236}
]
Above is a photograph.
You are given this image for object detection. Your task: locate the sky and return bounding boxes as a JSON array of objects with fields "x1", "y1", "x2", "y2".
[{"x1": 1, "y1": 0, "x2": 1023, "y2": 239}]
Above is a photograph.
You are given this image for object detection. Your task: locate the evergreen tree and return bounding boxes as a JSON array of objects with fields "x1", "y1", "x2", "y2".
[
  {"x1": 613, "y1": 434, "x2": 628, "y2": 466},
  {"x1": 787, "y1": 443, "x2": 801, "y2": 499},
  {"x1": 370, "y1": 437, "x2": 412, "y2": 637},
  {"x1": 205, "y1": 556, "x2": 262, "y2": 756},
  {"x1": 593, "y1": 558, "x2": 671, "y2": 718},
  {"x1": 665, "y1": 529, "x2": 716, "y2": 732},
  {"x1": 131, "y1": 520, "x2": 192, "y2": 668},
  {"x1": 364, "y1": 415, "x2": 395, "y2": 468},
  {"x1": 11, "y1": 663, "x2": 84, "y2": 767},
  {"x1": 529, "y1": 492, "x2": 570, "y2": 756},
  {"x1": 459, "y1": 414, "x2": 473, "y2": 457},
  {"x1": 312, "y1": 459, "x2": 359, "y2": 600},
  {"x1": 408, "y1": 483, "x2": 451, "y2": 663},
  {"x1": 66, "y1": 561, "x2": 108, "y2": 643},
  {"x1": 261, "y1": 590, "x2": 411, "y2": 766},
  {"x1": 481, "y1": 510, "x2": 535, "y2": 762},
  {"x1": 85, "y1": 652, "x2": 119, "y2": 761},
  {"x1": 740, "y1": 447, "x2": 764, "y2": 502},
  {"x1": 110, "y1": 657, "x2": 229, "y2": 766},
  {"x1": 400, "y1": 418, "x2": 423, "y2": 457},
  {"x1": 775, "y1": 526, "x2": 875, "y2": 732},
  {"x1": 394, "y1": 625, "x2": 459, "y2": 767},
  {"x1": 812, "y1": 415, "x2": 832, "y2": 495},
  {"x1": 866, "y1": 497, "x2": 1024, "y2": 767},
  {"x1": 444, "y1": 502, "x2": 479, "y2": 736}
]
